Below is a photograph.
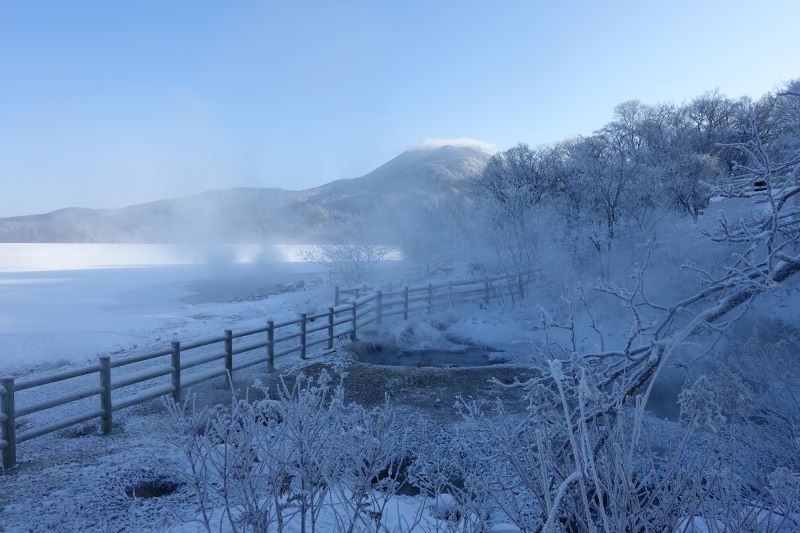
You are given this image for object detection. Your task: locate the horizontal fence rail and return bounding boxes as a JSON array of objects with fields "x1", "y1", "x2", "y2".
[{"x1": 0, "y1": 270, "x2": 531, "y2": 471}]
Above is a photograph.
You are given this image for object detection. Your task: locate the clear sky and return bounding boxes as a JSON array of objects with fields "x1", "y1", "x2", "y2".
[{"x1": 1, "y1": 0, "x2": 798, "y2": 217}]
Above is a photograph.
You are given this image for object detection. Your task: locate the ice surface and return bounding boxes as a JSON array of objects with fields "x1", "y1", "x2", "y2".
[{"x1": 0, "y1": 244, "x2": 326, "y2": 373}]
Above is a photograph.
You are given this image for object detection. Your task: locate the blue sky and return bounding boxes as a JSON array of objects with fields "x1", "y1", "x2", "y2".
[{"x1": 1, "y1": 1, "x2": 798, "y2": 217}]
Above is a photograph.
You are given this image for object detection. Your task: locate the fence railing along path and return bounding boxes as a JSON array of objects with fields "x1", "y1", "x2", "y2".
[{"x1": 1, "y1": 271, "x2": 530, "y2": 471}]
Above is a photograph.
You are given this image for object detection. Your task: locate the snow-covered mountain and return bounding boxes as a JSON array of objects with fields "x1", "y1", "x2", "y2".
[{"x1": 0, "y1": 144, "x2": 491, "y2": 243}]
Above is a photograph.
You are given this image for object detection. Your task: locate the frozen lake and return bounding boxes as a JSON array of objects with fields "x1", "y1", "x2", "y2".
[{"x1": 0, "y1": 244, "x2": 328, "y2": 373}]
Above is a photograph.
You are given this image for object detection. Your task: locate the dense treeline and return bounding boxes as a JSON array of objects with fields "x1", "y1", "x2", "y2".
[{"x1": 468, "y1": 79, "x2": 800, "y2": 276}]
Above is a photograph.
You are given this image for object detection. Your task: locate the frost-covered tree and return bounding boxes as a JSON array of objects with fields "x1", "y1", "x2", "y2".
[
  {"x1": 472, "y1": 143, "x2": 561, "y2": 274},
  {"x1": 469, "y1": 81, "x2": 800, "y2": 278},
  {"x1": 560, "y1": 104, "x2": 664, "y2": 278}
]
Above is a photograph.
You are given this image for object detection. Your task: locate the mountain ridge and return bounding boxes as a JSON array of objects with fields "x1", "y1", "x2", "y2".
[{"x1": 0, "y1": 144, "x2": 490, "y2": 244}]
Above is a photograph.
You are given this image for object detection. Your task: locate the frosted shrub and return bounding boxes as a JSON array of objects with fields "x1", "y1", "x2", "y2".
[
  {"x1": 168, "y1": 371, "x2": 416, "y2": 533},
  {"x1": 453, "y1": 363, "x2": 693, "y2": 531},
  {"x1": 303, "y1": 241, "x2": 392, "y2": 286},
  {"x1": 678, "y1": 375, "x2": 730, "y2": 433},
  {"x1": 168, "y1": 391, "x2": 293, "y2": 531},
  {"x1": 672, "y1": 339, "x2": 800, "y2": 531},
  {"x1": 452, "y1": 354, "x2": 800, "y2": 532},
  {"x1": 166, "y1": 359, "x2": 800, "y2": 531},
  {"x1": 405, "y1": 424, "x2": 493, "y2": 532}
]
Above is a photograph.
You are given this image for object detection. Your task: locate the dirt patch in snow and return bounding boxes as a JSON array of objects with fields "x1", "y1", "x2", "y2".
[{"x1": 252, "y1": 360, "x2": 541, "y2": 422}]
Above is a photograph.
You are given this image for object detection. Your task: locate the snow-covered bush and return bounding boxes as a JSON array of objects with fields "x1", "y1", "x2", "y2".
[
  {"x1": 168, "y1": 371, "x2": 418, "y2": 532},
  {"x1": 304, "y1": 241, "x2": 393, "y2": 286},
  {"x1": 448, "y1": 355, "x2": 800, "y2": 531}
]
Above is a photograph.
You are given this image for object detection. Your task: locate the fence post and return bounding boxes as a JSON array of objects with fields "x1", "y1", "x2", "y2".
[
  {"x1": 1, "y1": 377, "x2": 17, "y2": 471},
  {"x1": 224, "y1": 330, "x2": 233, "y2": 380},
  {"x1": 403, "y1": 286, "x2": 409, "y2": 320},
  {"x1": 300, "y1": 313, "x2": 307, "y2": 360},
  {"x1": 376, "y1": 290, "x2": 383, "y2": 325},
  {"x1": 334, "y1": 286, "x2": 340, "y2": 306},
  {"x1": 507, "y1": 276, "x2": 516, "y2": 307},
  {"x1": 99, "y1": 357, "x2": 113, "y2": 435},
  {"x1": 327, "y1": 308, "x2": 334, "y2": 349},
  {"x1": 267, "y1": 321, "x2": 275, "y2": 373},
  {"x1": 350, "y1": 302, "x2": 357, "y2": 340},
  {"x1": 448, "y1": 281, "x2": 453, "y2": 306},
  {"x1": 484, "y1": 278, "x2": 491, "y2": 304},
  {"x1": 518, "y1": 275, "x2": 525, "y2": 300},
  {"x1": 427, "y1": 282, "x2": 433, "y2": 314},
  {"x1": 171, "y1": 341, "x2": 181, "y2": 402}
]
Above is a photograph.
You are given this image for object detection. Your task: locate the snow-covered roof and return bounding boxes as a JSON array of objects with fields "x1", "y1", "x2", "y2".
[{"x1": 699, "y1": 187, "x2": 800, "y2": 232}]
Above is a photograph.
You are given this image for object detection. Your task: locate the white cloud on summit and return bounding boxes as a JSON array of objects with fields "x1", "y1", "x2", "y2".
[{"x1": 411, "y1": 138, "x2": 496, "y2": 154}]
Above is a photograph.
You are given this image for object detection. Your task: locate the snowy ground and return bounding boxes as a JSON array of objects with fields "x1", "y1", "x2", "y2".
[{"x1": 0, "y1": 345, "x2": 538, "y2": 532}]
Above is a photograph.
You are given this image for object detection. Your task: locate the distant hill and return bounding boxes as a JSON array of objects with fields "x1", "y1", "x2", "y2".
[{"x1": 0, "y1": 144, "x2": 491, "y2": 243}]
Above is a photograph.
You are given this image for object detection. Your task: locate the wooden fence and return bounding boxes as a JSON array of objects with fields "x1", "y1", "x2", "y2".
[{"x1": 0, "y1": 271, "x2": 530, "y2": 471}]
